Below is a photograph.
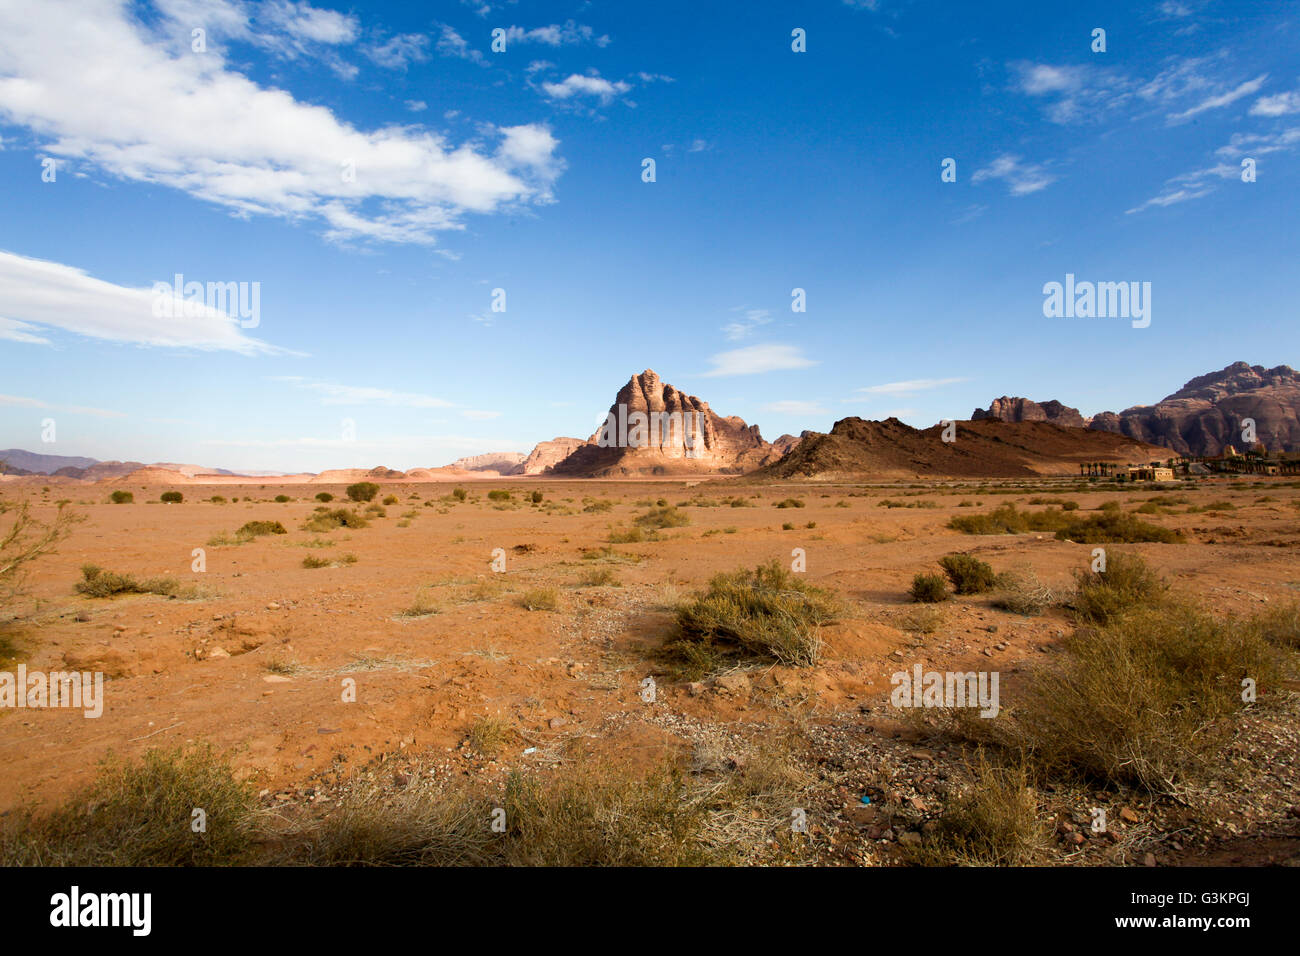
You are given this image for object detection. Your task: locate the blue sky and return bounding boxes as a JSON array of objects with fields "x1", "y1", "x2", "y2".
[{"x1": 1, "y1": 0, "x2": 1297, "y2": 472}]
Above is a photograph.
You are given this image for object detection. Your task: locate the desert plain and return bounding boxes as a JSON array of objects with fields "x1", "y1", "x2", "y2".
[{"x1": 1, "y1": 472, "x2": 1297, "y2": 866}]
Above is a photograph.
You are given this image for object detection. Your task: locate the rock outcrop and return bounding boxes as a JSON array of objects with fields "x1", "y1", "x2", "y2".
[
  {"x1": 448, "y1": 452, "x2": 526, "y2": 475},
  {"x1": 519, "y1": 437, "x2": 587, "y2": 475},
  {"x1": 550, "y1": 370, "x2": 785, "y2": 477},
  {"x1": 1086, "y1": 363, "x2": 1300, "y2": 456},
  {"x1": 972, "y1": 397, "x2": 1086, "y2": 429}
]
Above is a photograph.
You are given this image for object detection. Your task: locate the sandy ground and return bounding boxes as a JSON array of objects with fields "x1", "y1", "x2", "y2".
[{"x1": 1, "y1": 475, "x2": 1298, "y2": 862}]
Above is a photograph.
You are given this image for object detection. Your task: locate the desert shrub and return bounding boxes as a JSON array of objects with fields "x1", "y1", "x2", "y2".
[
  {"x1": 346, "y1": 482, "x2": 380, "y2": 502},
  {"x1": 669, "y1": 560, "x2": 838, "y2": 672},
  {"x1": 938, "y1": 554, "x2": 997, "y2": 594},
  {"x1": 774, "y1": 498, "x2": 805, "y2": 509},
  {"x1": 583, "y1": 499, "x2": 613, "y2": 513},
  {"x1": 488, "y1": 490, "x2": 511, "y2": 501},
  {"x1": 274, "y1": 494, "x2": 291, "y2": 503},
  {"x1": 160, "y1": 491, "x2": 183, "y2": 504},
  {"x1": 237, "y1": 520, "x2": 288, "y2": 538},
  {"x1": 315, "y1": 492, "x2": 334, "y2": 503},
  {"x1": 467, "y1": 716, "x2": 512, "y2": 756},
  {"x1": 530, "y1": 491, "x2": 544, "y2": 504},
  {"x1": 518, "y1": 587, "x2": 560, "y2": 612},
  {"x1": 1, "y1": 500, "x2": 78, "y2": 610},
  {"x1": 382, "y1": 495, "x2": 398, "y2": 506},
  {"x1": 607, "y1": 526, "x2": 646, "y2": 544},
  {"x1": 1005, "y1": 605, "x2": 1282, "y2": 794},
  {"x1": 0, "y1": 745, "x2": 258, "y2": 866},
  {"x1": 635, "y1": 506, "x2": 690, "y2": 530},
  {"x1": 365, "y1": 504, "x2": 387, "y2": 518},
  {"x1": 910, "y1": 572, "x2": 949, "y2": 604},
  {"x1": 75, "y1": 565, "x2": 183, "y2": 599},
  {"x1": 906, "y1": 754, "x2": 1045, "y2": 866},
  {"x1": 1251, "y1": 601, "x2": 1300, "y2": 649},
  {"x1": 1071, "y1": 551, "x2": 1167, "y2": 625},
  {"x1": 209, "y1": 495, "x2": 226, "y2": 504},
  {"x1": 305, "y1": 509, "x2": 368, "y2": 533},
  {"x1": 451, "y1": 488, "x2": 468, "y2": 501},
  {"x1": 781, "y1": 522, "x2": 795, "y2": 530},
  {"x1": 280, "y1": 762, "x2": 732, "y2": 867},
  {"x1": 109, "y1": 490, "x2": 134, "y2": 504},
  {"x1": 578, "y1": 567, "x2": 620, "y2": 587},
  {"x1": 992, "y1": 567, "x2": 1056, "y2": 616},
  {"x1": 301, "y1": 556, "x2": 330, "y2": 569},
  {"x1": 948, "y1": 504, "x2": 1069, "y2": 535},
  {"x1": 1056, "y1": 511, "x2": 1182, "y2": 544}
]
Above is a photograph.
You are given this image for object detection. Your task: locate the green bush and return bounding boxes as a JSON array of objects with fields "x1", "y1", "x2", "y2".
[
  {"x1": 938, "y1": 554, "x2": 997, "y2": 594},
  {"x1": 452, "y1": 488, "x2": 468, "y2": 501},
  {"x1": 305, "y1": 509, "x2": 369, "y2": 533},
  {"x1": 774, "y1": 498, "x2": 805, "y2": 509},
  {"x1": 488, "y1": 490, "x2": 511, "y2": 501},
  {"x1": 382, "y1": 495, "x2": 398, "y2": 506},
  {"x1": 1071, "y1": 551, "x2": 1167, "y2": 625},
  {"x1": 75, "y1": 565, "x2": 184, "y2": 599},
  {"x1": 530, "y1": 491, "x2": 544, "y2": 504},
  {"x1": 669, "y1": 561, "x2": 839, "y2": 672},
  {"x1": 109, "y1": 490, "x2": 133, "y2": 504},
  {"x1": 910, "y1": 572, "x2": 949, "y2": 603},
  {"x1": 315, "y1": 492, "x2": 334, "y2": 502},
  {"x1": 160, "y1": 491, "x2": 183, "y2": 504},
  {"x1": 237, "y1": 520, "x2": 288, "y2": 538},
  {"x1": 346, "y1": 482, "x2": 380, "y2": 502},
  {"x1": 634, "y1": 506, "x2": 690, "y2": 530},
  {"x1": 274, "y1": 494, "x2": 291, "y2": 503}
]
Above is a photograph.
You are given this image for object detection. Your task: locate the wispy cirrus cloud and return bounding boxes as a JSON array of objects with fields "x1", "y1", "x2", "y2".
[
  {"x1": 0, "y1": 393, "x2": 125, "y2": 418},
  {"x1": 273, "y1": 378, "x2": 455, "y2": 408},
  {"x1": 1166, "y1": 73, "x2": 1268, "y2": 123},
  {"x1": 760, "y1": 400, "x2": 828, "y2": 416},
  {"x1": 1128, "y1": 126, "x2": 1300, "y2": 214},
  {"x1": 722, "y1": 308, "x2": 772, "y2": 341},
  {"x1": 701, "y1": 344, "x2": 817, "y2": 377},
  {"x1": 854, "y1": 377, "x2": 967, "y2": 397},
  {"x1": 971, "y1": 155, "x2": 1055, "y2": 195}
]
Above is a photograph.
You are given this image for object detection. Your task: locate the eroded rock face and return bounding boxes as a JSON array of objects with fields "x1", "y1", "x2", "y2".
[
  {"x1": 972, "y1": 397, "x2": 1086, "y2": 429},
  {"x1": 1086, "y1": 363, "x2": 1300, "y2": 455},
  {"x1": 550, "y1": 370, "x2": 782, "y2": 476},
  {"x1": 449, "y1": 452, "x2": 526, "y2": 475},
  {"x1": 519, "y1": 438, "x2": 587, "y2": 475}
]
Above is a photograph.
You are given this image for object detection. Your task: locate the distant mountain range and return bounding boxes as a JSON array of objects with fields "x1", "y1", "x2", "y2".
[
  {"x1": 3, "y1": 361, "x2": 1295, "y2": 484},
  {"x1": 971, "y1": 362, "x2": 1300, "y2": 457}
]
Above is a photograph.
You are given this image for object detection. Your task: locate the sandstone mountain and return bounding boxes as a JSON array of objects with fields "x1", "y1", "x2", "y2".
[
  {"x1": 549, "y1": 370, "x2": 788, "y2": 477},
  {"x1": 448, "y1": 452, "x2": 526, "y2": 475},
  {"x1": 756, "y1": 417, "x2": 1161, "y2": 480},
  {"x1": 972, "y1": 397, "x2": 1086, "y2": 429},
  {"x1": 520, "y1": 437, "x2": 587, "y2": 475},
  {"x1": 1087, "y1": 362, "x2": 1300, "y2": 456}
]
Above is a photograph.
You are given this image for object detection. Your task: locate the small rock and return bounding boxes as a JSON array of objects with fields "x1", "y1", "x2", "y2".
[
  {"x1": 548, "y1": 716, "x2": 567, "y2": 730},
  {"x1": 1143, "y1": 852, "x2": 1157, "y2": 867},
  {"x1": 898, "y1": 831, "x2": 922, "y2": 846},
  {"x1": 1119, "y1": 807, "x2": 1140, "y2": 824}
]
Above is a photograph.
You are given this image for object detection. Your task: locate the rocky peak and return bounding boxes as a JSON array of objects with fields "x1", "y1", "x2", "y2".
[{"x1": 971, "y1": 397, "x2": 1086, "y2": 429}]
